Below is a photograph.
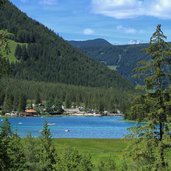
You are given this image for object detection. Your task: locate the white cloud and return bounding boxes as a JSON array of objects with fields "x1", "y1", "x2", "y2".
[
  {"x1": 116, "y1": 25, "x2": 144, "y2": 34},
  {"x1": 92, "y1": 0, "x2": 171, "y2": 19},
  {"x1": 39, "y1": 0, "x2": 57, "y2": 5},
  {"x1": 83, "y1": 28, "x2": 95, "y2": 35},
  {"x1": 128, "y1": 39, "x2": 140, "y2": 44}
]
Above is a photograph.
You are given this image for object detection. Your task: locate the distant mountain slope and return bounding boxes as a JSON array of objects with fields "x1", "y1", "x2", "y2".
[
  {"x1": 0, "y1": 1, "x2": 133, "y2": 90},
  {"x1": 69, "y1": 38, "x2": 113, "y2": 48},
  {"x1": 69, "y1": 39, "x2": 149, "y2": 84}
]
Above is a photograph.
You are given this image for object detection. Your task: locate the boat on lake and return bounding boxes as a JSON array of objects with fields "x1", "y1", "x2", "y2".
[{"x1": 47, "y1": 123, "x2": 56, "y2": 126}]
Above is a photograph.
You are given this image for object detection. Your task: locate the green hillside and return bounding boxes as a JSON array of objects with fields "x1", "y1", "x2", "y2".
[
  {"x1": 0, "y1": 30, "x2": 26, "y2": 63},
  {"x1": 69, "y1": 39, "x2": 149, "y2": 84},
  {"x1": 0, "y1": 1, "x2": 133, "y2": 90}
]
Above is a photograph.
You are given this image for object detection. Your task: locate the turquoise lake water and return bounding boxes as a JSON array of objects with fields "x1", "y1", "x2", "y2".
[{"x1": 0, "y1": 116, "x2": 138, "y2": 138}]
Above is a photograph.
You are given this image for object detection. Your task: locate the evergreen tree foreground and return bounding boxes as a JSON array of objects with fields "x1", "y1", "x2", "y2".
[{"x1": 128, "y1": 25, "x2": 171, "y2": 170}]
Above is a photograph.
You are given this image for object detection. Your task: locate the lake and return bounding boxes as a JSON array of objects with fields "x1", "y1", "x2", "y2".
[{"x1": 0, "y1": 116, "x2": 138, "y2": 138}]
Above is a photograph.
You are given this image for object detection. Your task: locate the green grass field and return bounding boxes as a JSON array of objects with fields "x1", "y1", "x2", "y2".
[
  {"x1": 2, "y1": 39, "x2": 19, "y2": 63},
  {"x1": 0, "y1": 30, "x2": 26, "y2": 63},
  {"x1": 53, "y1": 138, "x2": 171, "y2": 169},
  {"x1": 53, "y1": 139, "x2": 129, "y2": 168},
  {"x1": 20, "y1": 138, "x2": 128, "y2": 169}
]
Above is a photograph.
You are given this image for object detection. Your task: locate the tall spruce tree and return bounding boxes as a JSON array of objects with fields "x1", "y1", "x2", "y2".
[
  {"x1": 35, "y1": 92, "x2": 41, "y2": 105},
  {"x1": 39, "y1": 121, "x2": 57, "y2": 171},
  {"x1": 128, "y1": 25, "x2": 171, "y2": 170},
  {"x1": 24, "y1": 134, "x2": 42, "y2": 171},
  {"x1": 18, "y1": 94, "x2": 27, "y2": 112},
  {"x1": 0, "y1": 119, "x2": 25, "y2": 171},
  {"x1": 0, "y1": 118, "x2": 12, "y2": 171},
  {"x1": 8, "y1": 133, "x2": 25, "y2": 171},
  {"x1": 3, "y1": 94, "x2": 13, "y2": 113}
]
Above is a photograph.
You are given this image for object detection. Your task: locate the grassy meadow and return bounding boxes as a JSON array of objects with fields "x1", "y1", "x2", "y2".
[{"x1": 53, "y1": 138, "x2": 171, "y2": 169}]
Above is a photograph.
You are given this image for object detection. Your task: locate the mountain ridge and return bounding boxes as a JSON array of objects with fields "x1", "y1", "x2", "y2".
[
  {"x1": 69, "y1": 38, "x2": 113, "y2": 48},
  {"x1": 0, "y1": 1, "x2": 133, "y2": 90},
  {"x1": 69, "y1": 38, "x2": 149, "y2": 83}
]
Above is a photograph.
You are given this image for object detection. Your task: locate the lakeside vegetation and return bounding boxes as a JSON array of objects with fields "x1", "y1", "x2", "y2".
[{"x1": 0, "y1": 78, "x2": 132, "y2": 115}]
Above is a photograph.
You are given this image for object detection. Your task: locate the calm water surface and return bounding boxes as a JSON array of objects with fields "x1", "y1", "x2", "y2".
[{"x1": 0, "y1": 116, "x2": 138, "y2": 138}]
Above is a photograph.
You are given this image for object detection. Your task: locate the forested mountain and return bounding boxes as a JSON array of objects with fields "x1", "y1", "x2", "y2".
[
  {"x1": 0, "y1": 1, "x2": 132, "y2": 90},
  {"x1": 70, "y1": 39, "x2": 113, "y2": 48},
  {"x1": 0, "y1": 78, "x2": 131, "y2": 113},
  {"x1": 69, "y1": 39, "x2": 149, "y2": 84}
]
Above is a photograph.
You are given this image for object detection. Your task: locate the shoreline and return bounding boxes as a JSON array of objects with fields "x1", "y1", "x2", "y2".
[
  {"x1": 0, "y1": 114, "x2": 124, "y2": 118},
  {"x1": 1, "y1": 112, "x2": 124, "y2": 118}
]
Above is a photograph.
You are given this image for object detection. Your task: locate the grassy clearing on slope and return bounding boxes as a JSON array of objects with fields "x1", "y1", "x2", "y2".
[
  {"x1": 0, "y1": 30, "x2": 26, "y2": 63},
  {"x1": 107, "y1": 65, "x2": 118, "y2": 71}
]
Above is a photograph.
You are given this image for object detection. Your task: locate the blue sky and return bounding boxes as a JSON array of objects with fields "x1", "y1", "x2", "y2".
[{"x1": 11, "y1": 0, "x2": 171, "y2": 44}]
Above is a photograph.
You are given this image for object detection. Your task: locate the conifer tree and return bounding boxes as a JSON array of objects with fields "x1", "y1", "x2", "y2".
[
  {"x1": 24, "y1": 134, "x2": 42, "y2": 171},
  {"x1": 65, "y1": 94, "x2": 71, "y2": 108},
  {"x1": 18, "y1": 94, "x2": 27, "y2": 112},
  {"x1": 35, "y1": 92, "x2": 41, "y2": 105},
  {"x1": 8, "y1": 133, "x2": 25, "y2": 171},
  {"x1": 129, "y1": 25, "x2": 171, "y2": 170},
  {"x1": 3, "y1": 94, "x2": 13, "y2": 113},
  {"x1": 39, "y1": 121, "x2": 57, "y2": 171},
  {"x1": 0, "y1": 118, "x2": 12, "y2": 171}
]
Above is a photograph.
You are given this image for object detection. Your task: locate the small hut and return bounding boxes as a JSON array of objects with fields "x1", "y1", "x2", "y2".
[{"x1": 23, "y1": 109, "x2": 38, "y2": 116}]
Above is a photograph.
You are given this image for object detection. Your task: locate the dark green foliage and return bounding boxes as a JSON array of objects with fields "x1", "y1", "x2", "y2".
[
  {"x1": 0, "y1": 118, "x2": 12, "y2": 171},
  {"x1": 0, "y1": 56, "x2": 10, "y2": 78},
  {"x1": 39, "y1": 121, "x2": 57, "y2": 171},
  {"x1": 2, "y1": 93, "x2": 13, "y2": 113},
  {"x1": 0, "y1": 1, "x2": 132, "y2": 90},
  {"x1": 56, "y1": 147, "x2": 93, "y2": 171},
  {"x1": 54, "y1": 98, "x2": 63, "y2": 114},
  {"x1": 97, "y1": 158, "x2": 116, "y2": 171},
  {"x1": 45, "y1": 97, "x2": 63, "y2": 114},
  {"x1": 8, "y1": 133, "x2": 25, "y2": 171},
  {"x1": 18, "y1": 94, "x2": 27, "y2": 112},
  {"x1": 65, "y1": 94, "x2": 72, "y2": 108},
  {"x1": 127, "y1": 25, "x2": 171, "y2": 170},
  {"x1": 15, "y1": 44, "x2": 28, "y2": 61},
  {"x1": 126, "y1": 94, "x2": 147, "y2": 121},
  {"x1": 24, "y1": 134, "x2": 42, "y2": 171},
  {"x1": 0, "y1": 78, "x2": 132, "y2": 113},
  {"x1": 1, "y1": 92, "x2": 27, "y2": 113},
  {"x1": 70, "y1": 39, "x2": 149, "y2": 84},
  {"x1": 35, "y1": 92, "x2": 41, "y2": 105},
  {"x1": 0, "y1": 118, "x2": 25, "y2": 171}
]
